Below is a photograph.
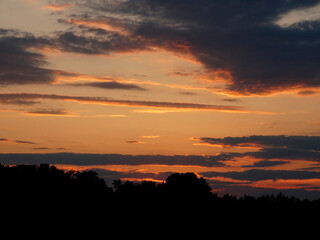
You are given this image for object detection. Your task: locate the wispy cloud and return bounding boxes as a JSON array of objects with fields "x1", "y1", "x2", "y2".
[
  {"x1": 67, "y1": 81, "x2": 147, "y2": 91},
  {"x1": 0, "y1": 93, "x2": 251, "y2": 113},
  {"x1": 140, "y1": 136, "x2": 160, "y2": 139},
  {"x1": 0, "y1": 138, "x2": 36, "y2": 145},
  {"x1": 274, "y1": 3, "x2": 320, "y2": 28},
  {"x1": 45, "y1": 3, "x2": 74, "y2": 11},
  {"x1": 25, "y1": 108, "x2": 77, "y2": 117},
  {"x1": 125, "y1": 140, "x2": 146, "y2": 144}
]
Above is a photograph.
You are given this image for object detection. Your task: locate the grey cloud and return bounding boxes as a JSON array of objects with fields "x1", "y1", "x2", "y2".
[
  {"x1": 179, "y1": 92, "x2": 197, "y2": 96},
  {"x1": 0, "y1": 99, "x2": 41, "y2": 106},
  {"x1": 0, "y1": 153, "x2": 226, "y2": 167},
  {"x1": 52, "y1": 30, "x2": 150, "y2": 55},
  {"x1": 0, "y1": 28, "x2": 148, "y2": 87},
  {"x1": 206, "y1": 178, "x2": 320, "y2": 200},
  {"x1": 196, "y1": 135, "x2": 320, "y2": 162},
  {"x1": 69, "y1": 81, "x2": 147, "y2": 91},
  {"x1": 26, "y1": 108, "x2": 71, "y2": 116},
  {"x1": 52, "y1": 0, "x2": 320, "y2": 95},
  {"x1": 198, "y1": 135, "x2": 320, "y2": 151},
  {"x1": 242, "y1": 160, "x2": 289, "y2": 168},
  {"x1": 0, "y1": 29, "x2": 54, "y2": 85},
  {"x1": 7, "y1": 1, "x2": 319, "y2": 95},
  {"x1": 202, "y1": 169, "x2": 320, "y2": 182},
  {"x1": 248, "y1": 147, "x2": 320, "y2": 161}
]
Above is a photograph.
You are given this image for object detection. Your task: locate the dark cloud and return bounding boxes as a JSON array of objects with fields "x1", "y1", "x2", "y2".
[
  {"x1": 243, "y1": 160, "x2": 288, "y2": 168},
  {"x1": 202, "y1": 169, "x2": 320, "y2": 182},
  {"x1": 0, "y1": 29, "x2": 54, "y2": 85},
  {"x1": 0, "y1": 28, "x2": 147, "y2": 87},
  {"x1": 52, "y1": 0, "x2": 320, "y2": 95},
  {"x1": 198, "y1": 135, "x2": 320, "y2": 151},
  {"x1": 0, "y1": 153, "x2": 225, "y2": 167},
  {"x1": 195, "y1": 135, "x2": 320, "y2": 162},
  {"x1": 52, "y1": 30, "x2": 150, "y2": 55},
  {"x1": 245, "y1": 147, "x2": 320, "y2": 162},
  {"x1": 69, "y1": 81, "x2": 147, "y2": 91},
  {"x1": 6, "y1": 1, "x2": 319, "y2": 95}
]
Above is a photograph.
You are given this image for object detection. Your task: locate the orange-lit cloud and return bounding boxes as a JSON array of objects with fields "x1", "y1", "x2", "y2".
[
  {"x1": 206, "y1": 176, "x2": 251, "y2": 184},
  {"x1": 66, "y1": 19, "x2": 129, "y2": 35},
  {"x1": 45, "y1": 4, "x2": 74, "y2": 11},
  {"x1": 192, "y1": 142, "x2": 264, "y2": 150},
  {"x1": 140, "y1": 136, "x2": 160, "y2": 139},
  {"x1": 132, "y1": 109, "x2": 200, "y2": 114},
  {"x1": 120, "y1": 177, "x2": 164, "y2": 183},
  {"x1": 108, "y1": 115, "x2": 128, "y2": 118},
  {"x1": 250, "y1": 178, "x2": 320, "y2": 190}
]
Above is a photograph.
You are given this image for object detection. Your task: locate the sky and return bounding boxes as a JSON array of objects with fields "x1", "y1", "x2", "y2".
[{"x1": 1, "y1": 0, "x2": 320, "y2": 199}]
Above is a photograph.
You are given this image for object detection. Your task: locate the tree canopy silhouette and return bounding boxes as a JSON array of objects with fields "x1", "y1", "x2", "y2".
[
  {"x1": 1, "y1": 163, "x2": 320, "y2": 216},
  {"x1": 164, "y1": 172, "x2": 212, "y2": 199}
]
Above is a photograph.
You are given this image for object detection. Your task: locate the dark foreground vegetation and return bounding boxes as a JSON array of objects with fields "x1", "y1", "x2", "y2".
[{"x1": 1, "y1": 164, "x2": 320, "y2": 219}]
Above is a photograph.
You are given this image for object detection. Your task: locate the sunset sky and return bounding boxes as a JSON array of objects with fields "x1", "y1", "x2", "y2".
[{"x1": 1, "y1": 0, "x2": 320, "y2": 199}]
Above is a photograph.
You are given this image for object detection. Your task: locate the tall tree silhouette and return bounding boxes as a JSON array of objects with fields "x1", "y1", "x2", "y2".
[{"x1": 164, "y1": 172, "x2": 212, "y2": 202}]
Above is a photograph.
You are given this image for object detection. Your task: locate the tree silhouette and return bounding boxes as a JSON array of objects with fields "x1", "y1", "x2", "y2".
[
  {"x1": 164, "y1": 172, "x2": 212, "y2": 201},
  {"x1": 1, "y1": 163, "x2": 320, "y2": 217}
]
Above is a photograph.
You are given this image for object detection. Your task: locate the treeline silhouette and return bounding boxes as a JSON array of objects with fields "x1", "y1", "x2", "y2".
[{"x1": 1, "y1": 164, "x2": 320, "y2": 216}]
